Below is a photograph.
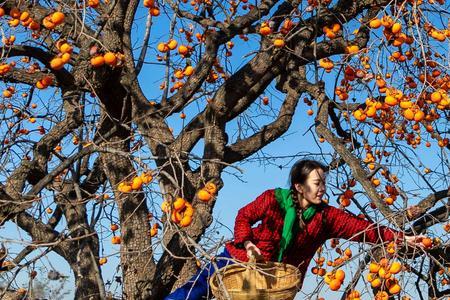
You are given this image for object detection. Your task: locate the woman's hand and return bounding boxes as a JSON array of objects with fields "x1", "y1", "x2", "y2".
[{"x1": 244, "y1": 241, "x2": 262, "y2": 260}]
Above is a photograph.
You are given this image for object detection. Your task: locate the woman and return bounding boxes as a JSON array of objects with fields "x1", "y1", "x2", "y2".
[{"x1": 165, "y1": 159, "x2": 424, "y2": 300}]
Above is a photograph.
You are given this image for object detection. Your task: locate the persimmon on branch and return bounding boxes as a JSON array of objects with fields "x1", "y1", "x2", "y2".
[
  {"x1": 0, "y1": 44, "x2": 73, "y2": 87},
  {"x1": 1, "y1": 0, "x2": 96, "y2": 43},
  {"x1": 134, "y1": 0, "x2": 387, "y2": 166},
  {"x1": 305, "y1": 74, "x2": 449, "y2": 231},
  {"x1": 3, "y1": 46, "x2": 53, "y2": 68},
  {"x1": 291, "y1": 6, "x2": 377, "y2": 62},
  {"x1": 159, "y1": 34, "x2": 220, "y2": 114},
  {"x1": 340, "y1": 195, "x2": 449, "y2": 299},
  {"x1": 2, "y1": 68, "x2": 59, "y2": 88},
  {"x1": 304, "y1": 78, "x2": 398, "y2": 221}
]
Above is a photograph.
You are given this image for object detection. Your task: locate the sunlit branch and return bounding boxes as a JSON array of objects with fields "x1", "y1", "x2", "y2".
[{"x1": 223, "y1": 68, "x2": 304, "y2": 164}]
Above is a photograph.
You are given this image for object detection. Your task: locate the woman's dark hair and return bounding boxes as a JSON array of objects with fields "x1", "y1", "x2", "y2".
[
  {"x1": 289, "y1": 159, "x2": 327, "y2": 187},
  {"x1": 289, "y1": 159, "x2": 327, "y2": 229}
]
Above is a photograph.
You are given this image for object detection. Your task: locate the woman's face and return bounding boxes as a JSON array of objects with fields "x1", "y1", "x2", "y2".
[{"x1": 295, "y1": 168, "x2": 326, "y2": 206}]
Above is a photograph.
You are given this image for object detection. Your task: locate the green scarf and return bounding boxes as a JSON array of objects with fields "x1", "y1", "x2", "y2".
[{"x1": 274, "y1": 188, "x2": 318, "y2": 262}]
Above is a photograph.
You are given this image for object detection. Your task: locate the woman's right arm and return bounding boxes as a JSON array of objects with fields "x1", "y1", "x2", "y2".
[
  {"x1": 324, "y1": 205, "x2": 429, "y2": 249},
  {"x1": 233, "y1": 189, "x2": 275, "y2": 248},
  {"x1": 324, "y1": 205, "x2": 401, "y2": 244}
]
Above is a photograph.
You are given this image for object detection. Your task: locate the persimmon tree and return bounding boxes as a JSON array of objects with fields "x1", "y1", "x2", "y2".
[{"x1": 0, "y1": 0, "x2": 449, "y2": 299}]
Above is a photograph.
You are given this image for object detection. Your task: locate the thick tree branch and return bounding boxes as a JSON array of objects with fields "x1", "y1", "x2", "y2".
[
  {"x1": 288, "y1": 0, "x2": 384, "y2": 63},
  {"x1": 223, "y1": 68, "x2": 304, "y2": 164},
  {"x1": 3, "y1": 69, "x2": 73, "y2": 87},
  {"x1": 168, "y1": 51, "x2": 284, "y2": 159},
  {"x1": 299, "y1": 7, "x2": 376, "y2": 62},
  {"x1": 306, "y1": 79, "x2": 397, "y2": 221},
  {"x1": 14, "y1": 212, "x2": 60, "y2": 245},
  {"x1": 407, "y1": 189, "x2": 450, "y2": 233},
  {"x1": 0, "y1": 90, "x2": 83, "y2": 222},
  {"x1": 54, "y1": 180, "x2": 105, "y2": 298},
  {"x1": 167, "y1": 43, "x2": 282, "y2": 159},
  {"x1": 135, "y1": 13, "x2": 153, "y2": 75},
  {"x1": 226, "y1": 0, "x2": 281, "y2": 36},
  {"x1": 1, "y1": 45, "x2": 75, "y2": 86},
  {"x1": 0, "y1": 145, "x2": 96, "y2": 224},
  {"x1": 328, "y1": 104, "x2": 352, "y2": 141},
  {"x1": 166, "y1": 1, "x2": 306, "y2": 159},
  {"x1": 408, "y1": 189, "x2": 450, "y2": 220}
]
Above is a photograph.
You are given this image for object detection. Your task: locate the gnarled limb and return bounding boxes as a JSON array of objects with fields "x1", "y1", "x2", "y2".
[{"x1": 223, "y1": 67, "x2": 305, "y2": 164}]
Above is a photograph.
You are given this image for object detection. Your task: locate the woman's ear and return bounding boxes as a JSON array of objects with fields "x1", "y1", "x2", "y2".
[{"x1": 294, "y1": 183, "x2": 303, "y2": 194}]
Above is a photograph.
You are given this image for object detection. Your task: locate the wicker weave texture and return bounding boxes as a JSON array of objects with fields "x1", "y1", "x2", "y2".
[{"x1": 210, "y1": 261, "x2": 301, "y2": 300}]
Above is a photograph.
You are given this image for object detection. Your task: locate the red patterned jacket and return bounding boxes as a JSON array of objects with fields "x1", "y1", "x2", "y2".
[{"x1": 225, "y1": 189, "x2": 402, "y2": 282}]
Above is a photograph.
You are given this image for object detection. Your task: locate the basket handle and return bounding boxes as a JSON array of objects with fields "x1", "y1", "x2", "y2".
[
  {"x1": 242, "y1": 254, "x2": 268, "y2": 293},
  {"x1": 242, "y1": 257, "x2": 258, "y2": 293}
]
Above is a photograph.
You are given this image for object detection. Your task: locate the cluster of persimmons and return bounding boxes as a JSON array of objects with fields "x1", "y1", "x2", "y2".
[
  {"x1": 158, "y1": 182, "x2": 217, "y2": 229},
  {"x1": 117, "y1": 172, "x2": 153, "y2": 193},
  {"x1": 337, "y1": 177, "x2": 403, "y2": 208},
  {"x1": 0, "y1": 6, "x2": 127, "y2": 87},
  {"x1": 312, "y1": 243, "x2": 364, "y2": 299},
  {"x1": 314, "y1": 11, "x2": 450, "y2": 156},
  {"x1": 311, "y1": 234, "x2": 440, "y2": 299},
  {"x1": 294, "y1": 9, "x2": 450, "y2": 159}
]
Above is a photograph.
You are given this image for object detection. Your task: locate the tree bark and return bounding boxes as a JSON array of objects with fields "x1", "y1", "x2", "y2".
[
  {"x1": 70, "y1": 240, "x2": 105, "y2": 300},
  {"x1": 98, "y1": 85, "x2": 155, "y2": 299}
]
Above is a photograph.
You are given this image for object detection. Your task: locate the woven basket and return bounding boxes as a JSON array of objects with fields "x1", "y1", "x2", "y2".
[{"x1": 209, "y1": 259, "x2": 301, "y2": 300}]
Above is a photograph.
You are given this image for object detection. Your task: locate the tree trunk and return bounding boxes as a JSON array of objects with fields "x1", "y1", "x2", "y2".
[
  {"x1": 97, "y1": 84, "x2": 155, "y2": 297},
  {"x1": 172, "y1": 258, "x2": 198, "y2": 292},
  {"x1": 118, "y1": 185, "x2": 155, "y2": 299},
  {"x1": 101, "y1": 149, "x2": 155, "y2": 299},
  {"x1": 71, "y1": 244, "x2": 105, "y2": 300}
]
